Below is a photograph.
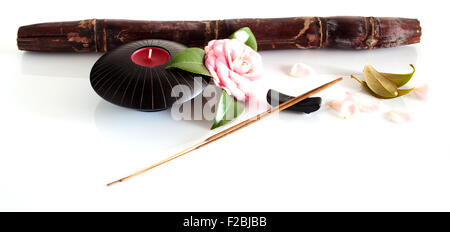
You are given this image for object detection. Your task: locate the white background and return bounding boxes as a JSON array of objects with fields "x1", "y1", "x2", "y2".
[{"x1": 1, "y1": 0, "x2": 449, "y2": 211}]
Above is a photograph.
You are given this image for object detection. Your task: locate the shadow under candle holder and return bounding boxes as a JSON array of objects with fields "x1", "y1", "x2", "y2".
[{"x1": 93, "y1": 93, "x2": 214, "y2": 151}]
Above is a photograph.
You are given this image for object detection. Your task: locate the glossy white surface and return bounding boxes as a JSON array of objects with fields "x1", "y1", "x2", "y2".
[{"x1": 1, "y1": 0, "x2": 449, "y2": 211}]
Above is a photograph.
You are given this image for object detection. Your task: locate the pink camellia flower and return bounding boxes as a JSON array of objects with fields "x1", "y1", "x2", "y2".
[{"x1": 205, "y1": 39, "x2": 263, "y2": 102}]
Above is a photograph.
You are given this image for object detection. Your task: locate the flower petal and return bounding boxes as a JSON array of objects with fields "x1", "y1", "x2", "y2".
[
  {"x1": 203, "y1": 38, "x2": 263, "y2": 102},
  {"x1": 329, "y1": 98, "x2": 358, "y2": 119},
  {"x1": 289, "y1": 63, "x2": 314, "y2": 77},
  {"x1": 414, "y1": 84, "x2": 428, "y2": 99},
  {"x1": 386, "y1": 110, "x2": 411, "y2": 123},
  {"x1": 358, "y1": 98, "x2": 381, "y2": 112}
]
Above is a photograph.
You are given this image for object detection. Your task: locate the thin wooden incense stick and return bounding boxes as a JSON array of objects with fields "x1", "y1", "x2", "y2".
[{"x1": 107, "y1": 77, "x2": 343, "y2": 186}]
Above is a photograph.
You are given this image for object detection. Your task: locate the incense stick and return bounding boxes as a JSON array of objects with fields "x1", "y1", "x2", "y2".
[{"x1": 107, "y1": 77, "x2": 343, "y2": 186}]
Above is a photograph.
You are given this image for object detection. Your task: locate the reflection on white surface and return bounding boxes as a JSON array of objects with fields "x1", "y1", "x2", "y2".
[
  {"x1": 11, "y1": 45, "x2": 421, "y2": 154},
  {"x1": 94, "y1": 98, "x2": 212, "y2": 151},
  {"x1": 262, "y1": 45, "x2": 419, "y2": 77},
  {"x1": 3, "y1": 30, "x2": 448, "y2": 212},
  {"x1": 20, "y1": 52, "x2": 102, "y2": 78},
  {"x1": 4, "y1": 0, "x2": 450, "y2": 212}
]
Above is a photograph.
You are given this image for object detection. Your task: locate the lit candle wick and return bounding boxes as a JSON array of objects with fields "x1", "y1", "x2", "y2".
[{"x1": 148, "y1": 49, "x2": 152, "y2": 61}]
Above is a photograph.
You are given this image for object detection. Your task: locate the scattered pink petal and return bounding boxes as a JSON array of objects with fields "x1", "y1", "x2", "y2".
[
  {"x1": 358, "y1": 100, "x2": 381, "y2": 112},
  {"x1": 414, "y1": 84, "x2": 428, "y2": 99},
  {"x1": 329, "y1": 94, "x2": 358, "y2": 118},
  {"x1": 344, "y1": 91, "x2": 381, "y2": 112},
  {"x1": 386, "y1": 110, "x2": 412, "y2": 124},
  {"x1": 289, "y1": 63, "x2": 314, "y2": 77}
]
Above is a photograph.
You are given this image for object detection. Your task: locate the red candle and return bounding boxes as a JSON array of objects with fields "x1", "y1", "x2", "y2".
[
  {"x1": 131, "y1": 47, "x2": 170, "y2": 67},
  {"x1": 91, "y1": 39, "x2": 209, "y2": 111}
]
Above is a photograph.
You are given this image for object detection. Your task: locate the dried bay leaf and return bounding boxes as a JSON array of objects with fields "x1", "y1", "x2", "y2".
[
  {"x1": 351, "y1": 75, "x2": 415, "y2": 99},
  {"x1": 363, "y1": 63, "x2": 398, "y2": 98},
  {"x1": 352, "y1": 63, "x2": 416, "y2": 99},
  {"x1": 380, "y1": 64, "x2": 415, "y2": 87}
]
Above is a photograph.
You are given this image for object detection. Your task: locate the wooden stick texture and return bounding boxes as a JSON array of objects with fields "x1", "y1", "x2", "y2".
[{"x1": 17, "y1": 17, "x2": 421, "y2": 52}]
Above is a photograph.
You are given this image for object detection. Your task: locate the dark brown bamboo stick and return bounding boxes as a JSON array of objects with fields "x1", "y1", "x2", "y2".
[
  {"x1": 18, "y1": 17, "x2": 421, "y2": 52},
  {"x1": 106, "y1": 77, "x2": 343, "y2": 186}
]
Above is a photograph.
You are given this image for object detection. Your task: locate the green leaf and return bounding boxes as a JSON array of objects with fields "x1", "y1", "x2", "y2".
[
  {"x1": 363, "y1": 63, "x2": 398, "y2": 98},
  {"x1": 166, "y1": 48, "x2": 212, "y2": 77},
  {"x1": 351, "y1": 75, "x2": 415, "y2": 99},
  {"x1": 380, "y1": 64, "x2": 415, "y2": 87},
  {"x1": 211, "y1": 90, "x2": 245, "y2": 130},
  {"x1": 229, "y1": 27, "x2": 258, "y2": 51}
]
